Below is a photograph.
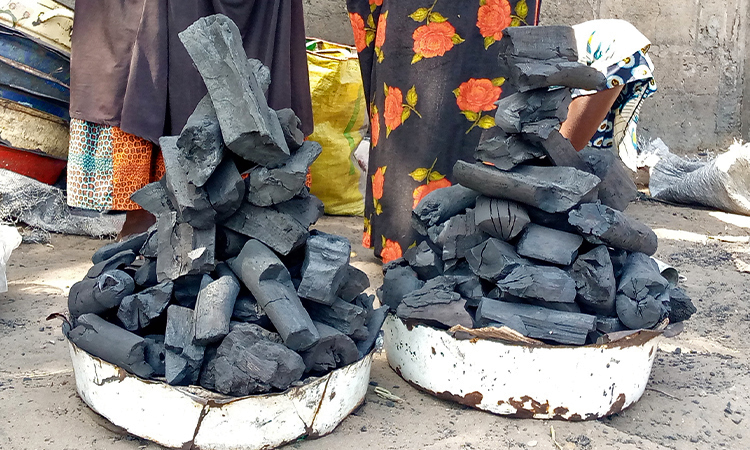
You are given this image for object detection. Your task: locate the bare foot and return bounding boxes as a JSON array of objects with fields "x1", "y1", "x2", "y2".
[{"x1": 117, "y1": 209, "x2": 156, "y2": 241}]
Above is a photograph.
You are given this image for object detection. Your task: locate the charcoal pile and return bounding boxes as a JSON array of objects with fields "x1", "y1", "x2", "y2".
[
  {"x1": 380, "y1": 26, "x2": 696, "y2": 346},
  {"x1": 65, "y1": 14, "x2": 386, "y2": 397}
]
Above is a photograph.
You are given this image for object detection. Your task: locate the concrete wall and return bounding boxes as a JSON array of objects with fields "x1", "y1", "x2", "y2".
[{"x1": 303, "y1": 1, "x2": 750, "y2": 154}]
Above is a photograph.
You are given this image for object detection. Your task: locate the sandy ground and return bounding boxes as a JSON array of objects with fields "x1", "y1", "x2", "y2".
[{"x1": 1, "y1": 199, "x2": 749, "y2": 450}]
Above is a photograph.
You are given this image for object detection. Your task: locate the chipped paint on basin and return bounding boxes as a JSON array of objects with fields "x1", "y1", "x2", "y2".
[
  {"x1": 68, "y1": 341, "x2": 372, "y2": 449},
  {"x1": 383, "y1": 315, "x2": 662, "y2": 420}
]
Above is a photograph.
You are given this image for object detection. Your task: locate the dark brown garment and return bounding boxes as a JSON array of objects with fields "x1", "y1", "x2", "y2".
[{"x1": 70, "y1": 0, "x2": 313, "y2": 144}]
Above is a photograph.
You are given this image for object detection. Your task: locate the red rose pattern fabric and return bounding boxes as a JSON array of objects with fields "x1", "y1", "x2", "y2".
[{"x1": 347, "y1": 0, "x2": 540, "y2": 261}]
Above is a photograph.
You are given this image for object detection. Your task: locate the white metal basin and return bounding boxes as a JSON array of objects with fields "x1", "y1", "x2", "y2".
[
  {"x1": 383, "y1": 314, "x2": 665, "y2": 420},
  {"x1": 68, "y1": 341, "x2": 372, "y2": 449}
]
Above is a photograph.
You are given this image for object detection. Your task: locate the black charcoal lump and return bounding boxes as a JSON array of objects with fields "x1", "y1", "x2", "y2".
[
  {"x1": 466, "y1": 238, "x2": 528, "y2": 282},
  {"x1": 299, "y1": 322, "x2": 359, "y2": 374},
  {"x1": 474, "y1": 197, "x2": 530, "y2": 241},
  {"x1": 395, "y1": 277, "x2": 473, "y2": 329},
  {"x1": 276, "y1": 108, "x2": 305, "y2": 150},
  {"x1": 568, "y1": 202, "x2": 658, "y2": 255},
  {"x1": 337, "y1": 265, "x2": 371, "y2": 302},
  {"x1": 567, "y1": 245, "x2": 617, "y2": 316},
  {"x1": 91, "y1": 231, "x2": 150, "y2": 265},
  {"x1": 494, "y1": 88, "x2": 571, "y2": 134},
  {"x1": 175, "y1": 95, "x2": 224, "y2": 187},
  {"x1": 164, "y1": 305, "x2": 206, "y2": 386},
  {"x1": 435, "y1": 209, "x2": 488, "y2": 261},
  {"x1": 69, "y1": 313, "x2": 154, "y2": 378},
  {"x1": 229, "y1": 239, "x2": 320, "y2": 351},
  {"x1": 404, "y1": 241, "x2": 443, "y2": 280},
  {"x1": 130, "y1": 180, "x2": 175, "y2": 218},
  {"x1": 615, "y1": 253, "x2": 670, "y2": 329},
  {"x1": 224, "y1": 203, "x2": 308, "y2": 256},
  {"x1": 68, "y1": 270, "x2": 135, "y2": 318},
  {"x1": 578, "y1": 147, "x2": 637, "y2": 212},
  {"x1": 475, "y1": 128, "x2": 545, "y2": 170},
  {"x1": 377, "y1": 263, "x2": 425, "y2": 311},
  {"x1": 453, "y1": 161, "x2": 601, "y2": 214},
  {"x1": 412, "y1": 184, "x2": 480, "y2": 228},
  {"x1": 160, "y1": 136, "x2": 216, "y2": 229},
  {"x1": 205, "y1": 157, "x2": 245, "y2": 221},
  {"x1": 496, "y1": 264, "x2": 577, "y2": 305},
  {"x1": 476, "y1": 298, "x2": 597, "y2": 346},
  {"x1": 117, "y1": 281, "x2": 174, "y2": 331},
  {"x1": 200, "y1": 325, "x2": 305, "y2": 396},
  {"x1": 193, "y1": 264, "x2": 241, "y2": 345},
  {"x1": 516, "y1": 223, "x2": 583, "y2": 266},
  {"x1": 178, "y1": 15, "x2": 291, "y2": 167},
  {"x1": 156, "y1": 212, "x2": 215, "y2": 282},
  {"x1": 298, "y1": 231, "x2": 351, "y2": 305},
  {"x1": 305, "y1": 298, "x2": 368, "y2": 340},
  {"x1": 246, "y1": 141, "x2": 322, "y2": 207}
]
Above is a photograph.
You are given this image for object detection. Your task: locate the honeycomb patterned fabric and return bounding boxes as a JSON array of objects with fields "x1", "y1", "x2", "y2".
[{"x1": 67, "y1": 119, "x2": 165, "y2": 211}]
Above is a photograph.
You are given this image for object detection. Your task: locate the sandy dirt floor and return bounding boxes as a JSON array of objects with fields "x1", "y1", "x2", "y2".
[{"x1": 1, "y1": 199, "x2": 749, "y2": 450}]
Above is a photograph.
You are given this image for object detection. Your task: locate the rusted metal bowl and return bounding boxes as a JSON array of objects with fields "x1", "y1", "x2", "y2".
[
  {"x1": 383, "y1": 314, "x2": 671, "y2": 420},
  {"x1": 68, "y1": 340, "x2": 373, "y2": 449}
]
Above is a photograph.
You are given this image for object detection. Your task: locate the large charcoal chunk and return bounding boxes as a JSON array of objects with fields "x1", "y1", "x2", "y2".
[
  {"x1": 466, "y1": 238, "x2": 528, "y2": 282},
  {"x1": 523, "y1": 128, "x2": 589, "y2": 172},
  {"x1": 273, "y1": 195, "x2": 325, "y2": 229},
  {"x1": 353, "y1": 292, "x2": 375, "y2": 313},
  {"x1": 377, "y1": 264, "x2": 425, "y2": 311},
  {"x1": 305, "y1": 298, "x2": 368, "y2": 340},
  {"x1": 178, "y1": 15, "x2": 290, "y2": 167},
  {"x1": 130, "y1": 180, "x2": 175, "y2": 218},
  {"x1": 453, "y1": 161, "x2": 601, "y2": 213},
  {"x1": 474, "y1": 197, "x2": 530, "y2": 241},
  {"x1": 475, "y1": 128, "x2": 545, "y2": 170},
  {"x1": 668, "y1": 286, "x2": 696, "y2": 323},
  {"x1": 496, "y1": 264, "x2": 577, "y2": 304},
  {"x1": 232, "y1": 293, "x2": 271, "y2": 327},
  {"x1": 216, "y1": 226, "x2": 249, "y2": 260},
  {"x1": 247, "y1": 58, "x2": 271, "y2": 94},
  {"x1": 143, "y1": 335, "x2": 166, "y2": 376},
  {"x1": 525, "y1": 206, "x2": 578, "y2": 234},
  {"x1": 476, "y1": 298, "x2": 597, "y2": 345},
  {"x1": 497, "y1": 26, "x2": 578, "y2": 61},
  {"x1": 495, "y1": 88, "x2": 571, "y2": 134},
  {"x1": 568, "y1": 246, "x2": 616, "y2": 316},
  {"x1": 404, "y1": 241, "x2": 443, "y2": 280},
  {"x1": 435, "y1": 209, "x2": 489, "y2": 261},
  {"x1": 156, "y1": 213, "x2": 215, "y2": 282},
  {"x1": 117, "y1": 281, "x2": 174, "y2": 331},
  {"x1": 175, "y1": 95, "x2": 224, "y2": 187},
  {"x1": 298, "y1": 231, "x2": 351, "y2": 305},
  {"x1": 337, "y1": 265, "x2": 371, "y2": 302},
  {"x1": 69, "y1": 314, "x2": 154, "y2": 378},
  {"x1": 578, "y1": 147, "x2": 637, "y2": 212},
  {"x1": 200, "y1": 325, "x2": 304, "y2": 395},
  {"x1": 164, "y1": 305, "x2": 205, "y2": 386},
  {"x1": 299, "y1": 322, "x2": 359, "y2": 374},
  {"x1": 173, "y1": 274, "x2": 203, "y2": 308},
  {"x1": 357, "y1": 306, "x2": 388, "y2": 357},
  {"x1": 499, "y1": 56, "x2": 607, "y2": 92},
  {"x1": 87, "y1": 250, "x2": 137, "y2": 279},
  {"x1": 413, "y1": 184, "x2": 480, "y2": 227},
  {"x1": 134, "y1": 258, "x2": 158, "y2": 287},
  {"x1": 568, "y1": 203, "x2": 658, "y2": 255},
  {"x1": 395, "y1": 277, "x2": 473, "y2": 329},
  {"x1": 161, "y1": 136, "x2": 216, "y2": 229},
  {"x1": 139, "y1": 226, "x2": 159, "y2": 258},
  {"x1": 193, "y1": 264, "x2": 241, "y2": 345},
  {"x1": 68, "y1": 270, "x2": 135, "y2": 318},
  {"x1": 276, "y1": 108, "x2": 305, "y2": 150},
  {"x1": 516, "y1": 223, "x2": 583, "y2": 266},
  {"x1": 246, "y1": 141, "x2": 322, "y2": 207},
  {"x1": 205, "y1": 157, "x2": 245, "y2": 221},
  {"x1": 229, "y1": 239, "x2": 319, "y2": 351},
  {"x1": 224, "y1": 203, "x2": 308, "y2": 256},
  {"x1": 92, "y1": 232, "x2": 150, "y2": 265},
  {"x1": 615, "y1": 252, "x2": 669, "y2": 329}
]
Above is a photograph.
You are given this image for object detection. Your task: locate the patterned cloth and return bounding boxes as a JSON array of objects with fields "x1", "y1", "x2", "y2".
[
  {"x1": 347, "y1": 0, "x2": 541, "y2": 262},
  {"x1": 67, "y1": 119, "x2": 165, "y2": 211},
  {"x1": 572, "y1": 19, "x2": 657, "y2": 171}
]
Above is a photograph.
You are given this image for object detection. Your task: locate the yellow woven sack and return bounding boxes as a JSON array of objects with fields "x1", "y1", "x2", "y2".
[{"x1": 307, "y1": 39, "x2": 366, "y2": 216}]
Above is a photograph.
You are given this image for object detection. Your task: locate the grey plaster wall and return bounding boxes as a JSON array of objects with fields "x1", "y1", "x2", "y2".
[{"x1": 303, "y1": 1, "x2": 750, "y2": 154}]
